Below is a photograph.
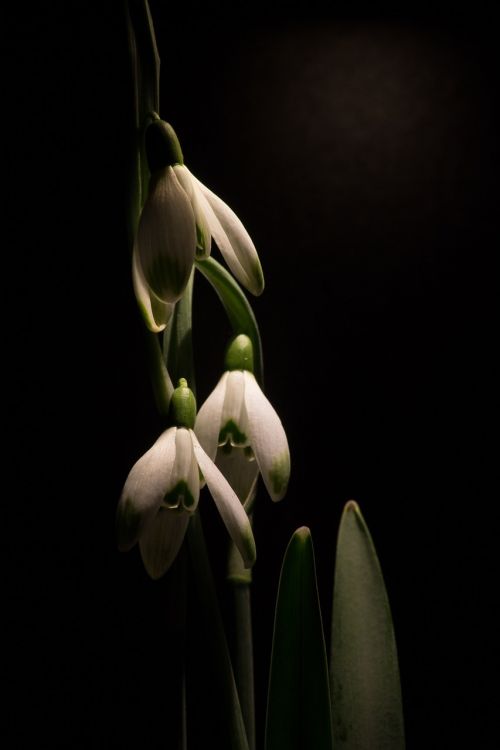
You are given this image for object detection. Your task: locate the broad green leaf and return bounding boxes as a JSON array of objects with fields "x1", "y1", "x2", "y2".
[
  {"x1": 265, "y1": 527, "x2": 333, "y2": 750},
  {"x1": 185, "y1": 512, "x2": 249, "y2": 750},
  {"x1": 195, "y1": 257, "x2": 264, "y2": 384},
  {"x1": 330, "y1": 501, "x2": 405, "y2": 749}
]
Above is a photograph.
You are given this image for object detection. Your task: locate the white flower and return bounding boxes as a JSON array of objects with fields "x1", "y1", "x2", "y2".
[
  {"x1": 116, "y1": 426, "x2": 256, "y2": 579},
  {"x1": 195, "y1": 369, "x2": 291, "y2": 504},
  {"x1": 133, "y1": 120, "x2": 264, "y2": 332}
]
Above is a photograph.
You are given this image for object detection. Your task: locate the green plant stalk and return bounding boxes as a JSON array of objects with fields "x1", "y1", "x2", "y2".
[
  {"x1": 163, "y1": 269, "x2": 196, "y2": 396},
  {"x1": 195, "y1": 257, "x2": 264, "y2": 384},
  {"x1": 227, "y1": 529, "x2": 255, "y2": 750},
  {"x1": 186, "y1": 512, "x2": 250, "y2": 750}
]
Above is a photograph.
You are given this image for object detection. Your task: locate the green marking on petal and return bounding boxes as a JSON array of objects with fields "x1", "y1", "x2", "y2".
[
  {"x1": 195, "y1": 223, "x2": 208, "y2": 255},
  {"x1": 163, "y1": 480, "x2": 196, "y2": 512},
  {"x1": 269, "y1": 452, "x2": 291, "y2": 496},
  {"x1": 219, "y1": 419, "x2": 248, "y2": 447}
]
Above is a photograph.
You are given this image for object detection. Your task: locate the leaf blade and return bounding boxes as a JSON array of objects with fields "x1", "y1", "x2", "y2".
[
  {"x1": 330, "y1": 501, "x2": 405, "y2": 750},
  {"x1": 265, "y1": 527, "x2": 333, "y2": 750}
]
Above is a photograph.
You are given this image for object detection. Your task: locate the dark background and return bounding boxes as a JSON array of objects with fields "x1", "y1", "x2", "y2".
[{"x1": 6, "y1": 1, "x2": 498, "y2": 747}]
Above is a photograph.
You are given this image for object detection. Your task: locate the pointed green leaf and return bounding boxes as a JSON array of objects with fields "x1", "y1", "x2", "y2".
[
  {"x1": 265, "y1": 527, "x2": 333, "y2": 750},
  {"x1": 330, "y1": 501, "x2": 405, "y2": 749},
  {"x1": 185, "y1": 512, "x2": 249, "y2": 750},
  {"x1": 195, "y1": 257, "x2": 264, "y2": 384}
]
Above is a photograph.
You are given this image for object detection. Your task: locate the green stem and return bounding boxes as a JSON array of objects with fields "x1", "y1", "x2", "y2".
[
  {"x1": 195, "y1": 257, "x2": 264, "y2": 385},
  {"x1": 163, "y1": 269, "x2": 196, "y2": 395},
  {"x1": 186, "y1": 513, "x2": 250, "y2": 750},
  {"x1": 229, "y1": 581, "x2": 256, "y2": 750},
  {"x1": 144, "y1": 330, "x2": 174, "y2": 417}
]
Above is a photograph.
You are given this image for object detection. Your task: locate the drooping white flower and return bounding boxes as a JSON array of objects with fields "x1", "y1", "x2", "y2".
[
  {"x1": 195, "y1": 336, "x2": 290, "y2": 504},
  {"x1": 116, "y1": 380, "x2": 256, "y2": 579},
  {"x1": 133, "y1": 119, "x2": 264, "y2": 332}
]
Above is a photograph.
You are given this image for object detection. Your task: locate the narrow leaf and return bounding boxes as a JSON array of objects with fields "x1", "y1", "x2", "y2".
[
  {"x1": 195, "y1": 257, "x2": 264, "y2": 384},
  {"x1": 330, "y1": 501, "x2": 405, "y2": 749},
  {"x1": 265, "y1": 527, "x2": 333, "y2": 750}
]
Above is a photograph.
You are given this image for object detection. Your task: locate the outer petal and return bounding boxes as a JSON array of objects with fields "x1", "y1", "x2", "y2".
[
  {"x1": 173, "y1": 165, "x2": 212, "y2": 258},
  {"x1": 132, "y1": 245, "x2": 174, "y2": 332},
  {"x1": 194, "y1": 372, "x2": 229, "y2": 461},
  {"x1": 243, "y1": 372, "x2": 290, "y2": 501},
  {"x1": 188, "y1": 169, "x2": 265, "y2": 296},
  {"x1": 116, "y1": 427, "x2": 177, "y2": 551},
  {"x1": 190, "y1": 430, "x2": 256, "y2": 568},
  {"x1": 139, "y1": 507, "x2": 190, "y2": 580},
  {"x1": 136, "y1": 166, "x2": 196, "y2": 303}
]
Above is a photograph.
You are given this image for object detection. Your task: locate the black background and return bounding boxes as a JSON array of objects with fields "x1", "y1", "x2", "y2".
[{"x1": 5, "y1": 1, "x2": 498, "y2": 747}]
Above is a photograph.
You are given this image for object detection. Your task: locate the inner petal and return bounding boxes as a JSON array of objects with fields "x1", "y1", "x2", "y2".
[{"x1": 219, "y1": 371, "x2": 250, "y2": 448}]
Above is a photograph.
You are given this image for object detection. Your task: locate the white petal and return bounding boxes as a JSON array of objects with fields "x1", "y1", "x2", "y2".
[
  {"x1": 136, "y1": 166, "x2": 196, "y2": 303},
  {"x1": 164, "y1": 427, "x2": 200, "y2": 512},
  {"x1": 243, "y1": 372, "x2": 290, "y2": 501},
  {"x1": 220, "y1": 370, "x2": 250, "y2": 447},
  {"x1": 117, "y1": 427, "x2": 177, "y2": 551},
  {"x1": 194, "y1": 372, "x2": 229, "y2": 461},
  {"x1": 190, "y1": 430, "x2": 256, "y2": 568},
  {"x1": 173, "y1": 165, "x2": 212, "y2": 258},
  {"x1": 139, "y1": 508, "x2": 190, "y2": 580},
  {"x1": 215, "y1": 447, "x2": 259, "y2": 509},
  {"x1": 132, "y1": 245, "x2": 174, "y2": 332},
  {"x1": 188, "y1": 169, "x2": 264, "y2": 296}
]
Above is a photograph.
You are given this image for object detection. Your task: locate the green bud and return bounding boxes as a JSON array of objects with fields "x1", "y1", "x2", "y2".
[
  {"x1": 224, "y1": 334, "x2": 254, "y2": 373},
  {"x1": 169, "y1": 378, "x2": 196, "y2": 428},
  {"x1": 145, "y1": 119, "x2": 184, "y2": 172}
]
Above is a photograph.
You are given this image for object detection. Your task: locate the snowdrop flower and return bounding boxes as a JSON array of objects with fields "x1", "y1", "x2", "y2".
[
  {"x1": 116, "y1": 379, "x2": 256, "y2": 579},
  {"x1": 133, "y1": 118, "x2": 264, "y2": 332},
  {"x1": 195, "y1": 335, "x2": 290, "y2": 504}
]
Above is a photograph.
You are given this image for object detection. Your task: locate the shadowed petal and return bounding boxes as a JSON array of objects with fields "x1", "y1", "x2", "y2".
[
  {"x1": 116, "y1": 427, "x2": 177, "y2": 551},
  {"x1": 194, "y1": 372, "x2": 229, "y2": 461},
  {"x1": 136, "y1": 166, "x2": 196, "y2": 303},
  {"x1": 132, "y1": 245, "x2": 174, "y2": 332},
  {"x1": 215, "y1": 447, "x2": 259, "y2": 509},
  {"x1": 190, "y1": 430, "x2": 256, "y2": 568},
  {"x1": 243, "y1": 372, "x2": 290, "y2": 501},
  {"x1": 139, "y1": 508, "x2": 190, "y2": 580},
  {"x1": 188, "y1": 169, "x2": 264, "y2": 296}
]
